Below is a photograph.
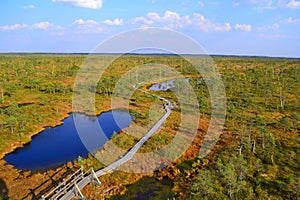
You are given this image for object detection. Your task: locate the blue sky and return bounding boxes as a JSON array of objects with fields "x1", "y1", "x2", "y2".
[{"x1": 0, "y1": 0, "x2": 299, "y2": 57}]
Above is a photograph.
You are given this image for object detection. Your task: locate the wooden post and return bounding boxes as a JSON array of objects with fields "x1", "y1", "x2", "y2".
[
  {"x1": 80, "y1": 167, "x2": 84, "y2": 179},
  {"x1": 74, "y1": 183, "x2": 85, "y2": 200},
  {"x1": 91, "y1": 168, "x2": 101, "y2": 185}
]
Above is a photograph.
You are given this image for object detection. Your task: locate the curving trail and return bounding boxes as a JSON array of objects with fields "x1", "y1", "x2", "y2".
[{"x1": 44, "y1": 86, "x2": 172, "y2": 200}]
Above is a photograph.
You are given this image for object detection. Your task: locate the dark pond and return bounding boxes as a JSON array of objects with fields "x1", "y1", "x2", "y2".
[{"x1": 4, "y1": 109, "x2": 133, "y2": 171}]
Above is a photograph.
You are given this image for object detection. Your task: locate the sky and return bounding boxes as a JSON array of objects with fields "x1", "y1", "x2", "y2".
[{"x1": 0, "y1": 0, "x2": 299, "y2": 57}]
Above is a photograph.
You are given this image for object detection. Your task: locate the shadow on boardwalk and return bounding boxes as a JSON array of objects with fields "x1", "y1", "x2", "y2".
[{"x1": 22, "y1": 166, "x2": 78, "y2": 200}]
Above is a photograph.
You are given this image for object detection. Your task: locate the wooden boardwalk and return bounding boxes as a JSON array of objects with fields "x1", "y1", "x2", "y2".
[{"x1": 43, "y1": 88, "x2": 172, "y2": 200}]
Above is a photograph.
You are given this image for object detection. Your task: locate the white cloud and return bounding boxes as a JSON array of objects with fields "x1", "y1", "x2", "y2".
[
  {"x1": 286, "y1": 0, "x2": 300, "y2": 8},
  {"x1": 192, "y1": 13, "x2": 231, "y2": 32},
  {"x1": 52, "y1": 0, "x2": 102, "y2": 9},
  {"x1": 215, "y1": 22, "x2": 231, "y2": 31},
  {"x1": 132, "y1": 17, "x2": 154, "y2": 25},
  {"x1": 162, "y1": 10, "x2": 181, "y2": 22},
  {"x1": 0, "y1": 24, "x2": 28, "y2": 31},
  {"x1": 145, "y1": 11, "x2": 186, "y2": 29},
  {"x1": 258, "y1": 23, "x2": 279, "y2": 31},
  {"x1": 286, "y1": 17, "x2": 300, "y2": 24},
  {"x1": 258, "y1": 33, "x2": 285, "y2": 39},
  {"x1": 246, "y1": 0, "x2": 300, "y2": 10},
  {"x1": 72, "y1": 19, "x2": 103, "y2": 33},
  {"x1": 147, "y1": 11, "x2": 182, "y2": 23},
  {"x1": 133, "y1": 11, "x2": 232, "y2": 32},
  {"x1": 32, "y1": 22, "x2": 51, "y2": 30},
  {"x1": 23, "y1": 4, "x2": 35, "y2": 9},
  {"x1": 0, "y1": 22, "x2": 64, "y2": 35},
  {"x1": 235, "y1": 24, "x2": 252, "y2": 32},
  {"x1": 103, "y1": 18, "x2": 123, "y2": 26},
  {"x1": 73, "y1": 19, "x2": 99, "y2": 25},
  {"x1": 133, "y1": 11, "x2": 191, "y2": 29},
  {"x1": 241, "y1": 0, "x2": 276, "y2": 11},
  {"x1": 183, "y1": 16, "x2": 192, "y2": 25},
  {"x1": 147, "y1": 12, "x2": 162, "y2": 21},
  {"x1": 263, "y1": 0, "x2": 277, "y2": 9},
  {"x1": 31, "y1": 22, "x2": 64, "y2": 35},
  {"x1": 192, "y1": 13, "x2": 213, "y2": 31},
  {"x1": 198, "y1": 1, "x2": 205, "y2": 7}
]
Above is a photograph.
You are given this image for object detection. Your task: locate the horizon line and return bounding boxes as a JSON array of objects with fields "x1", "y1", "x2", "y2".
[{"x1": 0, "y1": 52, "x2": 299, "y2": 59}]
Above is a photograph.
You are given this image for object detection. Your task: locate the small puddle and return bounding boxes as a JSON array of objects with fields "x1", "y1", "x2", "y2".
[{"x1": 148, "y1": 78, "x2": 190, "y2": 91}]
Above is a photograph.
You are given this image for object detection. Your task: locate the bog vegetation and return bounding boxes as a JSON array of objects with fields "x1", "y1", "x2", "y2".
[{"x1": 0, "y1": 54, "x2": 299, "y2": 200}]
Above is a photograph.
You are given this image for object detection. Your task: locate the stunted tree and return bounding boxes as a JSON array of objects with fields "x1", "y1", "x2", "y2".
[
  {"x1": 0, "y1": 72, "x2": 8, "y2": 103},
  {"x1": 274, "y1": 69, "x2": 287, "y2": 110},
  {"x1": 18, "y1": 115, "x2": 27, "y2": 131},
  {"x1": 217, "y1": 156, "x2": 251, "y2": 199},
  {"x1": 279, "y1": 116, "x2": 289, "y2": 132},
  {"x1": 6, "y1": 101, "x2": 20, "y2": 116},
  {"x1": 191, "y1": 169, "x2": 217, "y2": 198},
  {"x1": 5, "y1": 82, "x2": 17, "y2": 97},
  {"x1": 253, "y1": 116, "x2": 267, "y2": 149},
  {"x1": 266, "y1": 133, "x2": 276, "y2": 164},
  {"x1": 0, "y1": 119, "x2": 5, "y2": 131},
  {"x1": 7, "y1": 116, "x2": 17, "y2": 134},
  {"x1": 248, "y1": 116, "x2": 266, "y2": 153}
]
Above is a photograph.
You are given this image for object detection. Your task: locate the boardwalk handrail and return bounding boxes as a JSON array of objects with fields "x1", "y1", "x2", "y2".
[
  {"x1": 42, "y1": 167, "x2": 91, "y2": 200},
  {"x1": 43, "y1": 86, "x2": 172, "y2": 200}
]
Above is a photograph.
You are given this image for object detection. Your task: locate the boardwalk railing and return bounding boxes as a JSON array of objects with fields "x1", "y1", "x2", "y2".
[{"x1": 41, "y1": 167, "x2": 100, "y2": 200}]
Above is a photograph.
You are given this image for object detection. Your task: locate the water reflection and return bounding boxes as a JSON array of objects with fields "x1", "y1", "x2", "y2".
[{"x1": 4, "y1": 109, "x2": 133, "y2": 171}]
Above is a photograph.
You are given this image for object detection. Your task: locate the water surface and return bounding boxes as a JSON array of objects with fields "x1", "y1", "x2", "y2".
[
  {"x1": 4, "y1": 109, "x2": 133, "y2": 171},
  {"x1": 149, "y1": 78, "x2": 190, "y2": 91}
]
